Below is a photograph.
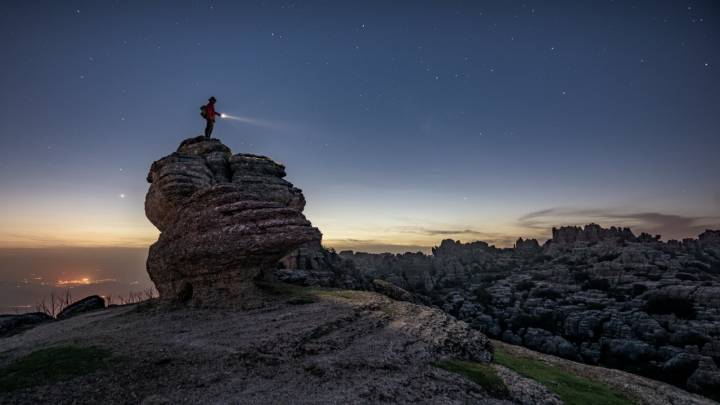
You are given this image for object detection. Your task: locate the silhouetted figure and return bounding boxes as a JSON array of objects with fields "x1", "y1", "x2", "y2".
[{"x1": 200, "y1": 96, "x2": 221, "y2": 139}]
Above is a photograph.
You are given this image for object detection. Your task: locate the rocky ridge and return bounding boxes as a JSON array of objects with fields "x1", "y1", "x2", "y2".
[{"x1": 279, "y1": 224, "x2": 720, "y2": 400}]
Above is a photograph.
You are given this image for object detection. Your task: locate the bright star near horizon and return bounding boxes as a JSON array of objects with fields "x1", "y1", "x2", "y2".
[{"x1": 119, "y1": 193, "x2": 126, "y2": 199}]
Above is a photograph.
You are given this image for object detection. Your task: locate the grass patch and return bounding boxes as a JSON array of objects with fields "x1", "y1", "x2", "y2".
[
  {"x1": 493, "y1": 346, "x2": 632, "y2": 405},
  {"x1": 256, "y1": 281, "x2": 318, "y2": 304},
  {"x1": 0, "y1": 346, "x2": 112, "y2": 392},
  {"x1": 310, "y1": 289, "x2": 359, "y2": 300},
  {"x1": 256, "y1": 281, "x2": 364, "y2": 303},
  {"x1": 435, "y1": 359, "x2": 509, "y2": 398}
]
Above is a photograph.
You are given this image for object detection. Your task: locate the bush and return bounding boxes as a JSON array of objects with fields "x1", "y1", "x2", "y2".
[{"x1": 643, "y1": 296, "x2": 696, "y2": 320}]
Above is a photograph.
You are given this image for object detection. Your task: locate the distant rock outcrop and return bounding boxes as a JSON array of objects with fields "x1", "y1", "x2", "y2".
[
  {"x1": 145, "y1": 136, "x2": 321, "y2": 304},
  {"x1": 548, "y1": 223, "x2": 636, "y2": 246}
]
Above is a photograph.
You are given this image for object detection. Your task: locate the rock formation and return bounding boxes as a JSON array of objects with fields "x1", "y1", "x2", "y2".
[
  {"x1": 56, "y1": 295, "x2": 105, "y2": 320},
  {"x1": 278, "y1": 223, "x2": 720, "y2": 399},
  {"x1": 0, "y1": 312, "x2": 53, "y2": 337},
  {"x1": 145, "y1": 136, "x2": 321, "y2": 304}
]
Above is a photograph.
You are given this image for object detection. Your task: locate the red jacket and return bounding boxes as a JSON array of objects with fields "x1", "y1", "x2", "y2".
[{"x1": 205, "y1": 103, "x2": 217, "y2": 121}]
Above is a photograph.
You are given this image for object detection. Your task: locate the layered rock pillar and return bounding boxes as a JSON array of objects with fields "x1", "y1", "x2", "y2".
[{"x1": 145, "y1": 136, "x2": 321, "y2": 304}]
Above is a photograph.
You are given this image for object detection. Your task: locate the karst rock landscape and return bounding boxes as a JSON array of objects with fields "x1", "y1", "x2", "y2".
[{"x1": 1, "y1": 137, "x2": 719, "y2": 404}]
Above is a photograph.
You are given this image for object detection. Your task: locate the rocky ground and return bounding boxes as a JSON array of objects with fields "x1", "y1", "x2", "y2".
[
  {"x1": 278, "y1": 225, "x2": 720, "y2": 400},
  {"x1": 1, "y1": 287, "x2": 546, "y2": 404},
  {"x1": 1, "y1": 285, "x2": 712, "y2": 404}
]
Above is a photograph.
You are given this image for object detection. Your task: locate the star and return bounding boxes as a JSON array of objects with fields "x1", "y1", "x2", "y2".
[{"x1": 119, "y1": 193, "x2": 126, "y2": 199}]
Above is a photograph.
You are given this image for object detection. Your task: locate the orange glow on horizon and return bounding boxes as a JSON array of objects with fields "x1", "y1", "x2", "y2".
[{"x1": 56, "y1": 277, "x2": 92, "y2": 286}]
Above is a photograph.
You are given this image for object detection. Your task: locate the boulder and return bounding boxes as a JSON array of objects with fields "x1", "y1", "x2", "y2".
[
  {"x1": 145, "y1": 136, "x2": 321, "y2": 304},
  {"x1": 0, "y1": 312, "x2": 53, "y2": 336},
  {"x1": 523, "y1": 327, "x2": 579, "y2": 360},
  {"x1": 372, "y1": 279, "x2": 413, "y2": 302},
  {"x1": 57, "y1": 295, "x2": 105, "y2": 320}
]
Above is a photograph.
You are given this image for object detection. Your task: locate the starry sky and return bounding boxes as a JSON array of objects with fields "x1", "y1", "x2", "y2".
[{"x1": 1, "y1": 0, "x2": 719, "y2": 262}]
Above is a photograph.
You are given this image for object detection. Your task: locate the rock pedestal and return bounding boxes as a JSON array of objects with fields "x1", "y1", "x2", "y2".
[{"x1": 145, "y1": 136, "x2": 321, "y2": 304}]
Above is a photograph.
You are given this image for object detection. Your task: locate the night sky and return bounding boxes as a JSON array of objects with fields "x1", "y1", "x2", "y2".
[{"x1": 1, "y1": 0, "x2": 719, "y2": 259}]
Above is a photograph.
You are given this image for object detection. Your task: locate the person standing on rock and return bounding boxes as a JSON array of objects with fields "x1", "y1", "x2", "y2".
[{"x1": 200, "y1": 96, "x2": 222, "y2": 139}]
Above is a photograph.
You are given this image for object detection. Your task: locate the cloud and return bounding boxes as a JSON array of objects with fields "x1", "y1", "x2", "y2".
[
  {"x1": 518, "y1": 207, "x2": 720, "y2": 240},
  {"x1": 393, "y1": 226, "x2": 519, "y2": 247}
]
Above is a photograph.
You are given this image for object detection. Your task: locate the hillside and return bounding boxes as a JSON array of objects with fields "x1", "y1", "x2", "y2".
[{"x1": 0, "y1": 286, "x2": 713, "y2": 404}]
